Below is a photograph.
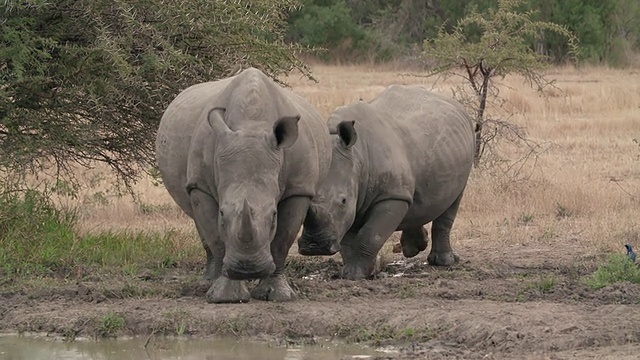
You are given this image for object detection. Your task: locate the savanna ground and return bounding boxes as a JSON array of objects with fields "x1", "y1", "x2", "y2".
[{"x1": 2, "y1": 64, "x2": 640, "y2": 359}]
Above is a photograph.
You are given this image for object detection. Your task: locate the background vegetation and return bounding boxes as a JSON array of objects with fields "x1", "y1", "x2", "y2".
[{"x1": 288, "y1": 0, "x2": 640, "y2": 66}]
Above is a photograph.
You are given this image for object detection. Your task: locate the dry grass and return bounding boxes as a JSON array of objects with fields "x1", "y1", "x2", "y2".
[{"x1": 64, "y1": 64, "x2": 640, "y2": 254}]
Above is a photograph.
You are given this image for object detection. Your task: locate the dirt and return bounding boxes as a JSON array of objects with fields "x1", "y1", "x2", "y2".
[{"x1": 2, "y1": 238, "x2": 640, "y2": 360}]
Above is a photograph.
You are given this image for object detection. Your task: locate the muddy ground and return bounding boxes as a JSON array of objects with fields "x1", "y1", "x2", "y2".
[{"x1": 1, "y1": 238, "x2": 640, "y2": 360}]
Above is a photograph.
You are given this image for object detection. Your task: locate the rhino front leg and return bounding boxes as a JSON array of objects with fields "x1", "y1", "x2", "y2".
[
  {"x1": 190, "y1": 189, "x2": 250, "y2": 303},
  {"x1": 427, "y1": 191, "x2": 464, "y2": 267},
  {"x1": 251, "y1": 196, "x2": 310, "y2": 302},
  {"x1": 341, "y1": 199, "x2": 409, "y2": 280}
]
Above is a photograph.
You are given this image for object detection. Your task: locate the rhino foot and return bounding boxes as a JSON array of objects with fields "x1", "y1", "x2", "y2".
[
  {"x1": 400, "y1": 227, "x2": 428, "y2": 258},
  {"x1": 251, "y1": 274, "x2": 297, "y2": 302},
  {"x1": 206, "y1": 276, "x2": 250, "y2": 304},
  {"x1": 341, "y1": 260, "x2": 376, "y2": 280},
  {"x1": 427, "y1": 251, "x2": 460, "y2": 267}
]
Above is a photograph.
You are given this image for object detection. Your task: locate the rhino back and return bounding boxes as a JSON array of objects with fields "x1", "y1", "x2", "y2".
[
  {"x1": 334, "y1": 85, "x2": 475, "y2": 228},
  {"x1": 371, "y1": 85, "x2": 475, "y2": 175}
]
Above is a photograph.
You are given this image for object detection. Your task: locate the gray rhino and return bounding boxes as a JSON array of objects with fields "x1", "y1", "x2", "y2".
[
  {"x1": 156, "y1": 68, "x2": 331, "y2": 303},
  {"x1": 297, "y1": 85, "x2": 475, "y2": 280}
]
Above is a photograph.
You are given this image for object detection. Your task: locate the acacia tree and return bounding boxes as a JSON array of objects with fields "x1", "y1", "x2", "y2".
[
  {"x1": 423, "y1": 0, "x2": 577, "y2": 168},
  {"x1": 1, "y1": 0, "x2": 311, "y2": 189}
]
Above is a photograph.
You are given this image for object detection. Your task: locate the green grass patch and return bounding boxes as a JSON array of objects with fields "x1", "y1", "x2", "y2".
[
  {"x1": 0, "y1": 188, "x2": 200, "y2": 277},
  {"x1": 99, "y1": 311, "x2": 126, "y2": 337},
  {"x1": 518, "y1": 212, "x2": 535, "y2": 224},
  {"x1": 159, "y1": 309, "x2": 192, "y2": 336},
  {"x1": 516, "y1": 273, "x2": 558, "y2": 300},
  {"x1": 531, "y1": 274, "x2": 558, "y2": 293},
  {"x1": 396, "y1": 325, "x2": 434, "y2": 342},
  {"x1": 399, "y1": 283, "x2": 420, "y2": 299},
  {"x1": 584, "y1": 254, "x2": 640, "y2": 289}
]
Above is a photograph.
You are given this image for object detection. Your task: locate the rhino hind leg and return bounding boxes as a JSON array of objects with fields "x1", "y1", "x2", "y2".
[
  {"x1": 190, "y1": 189, "x2": 251, "y2": 303},
  {"x1": 427, "y1": 191, "x2": 464, "y2": 267},
  {"x1": 400, "y1": 226, "x2": 428, "y2": 258},
  {"x1": 251, "y1": 196, "x2": 310, "y2": 302}
]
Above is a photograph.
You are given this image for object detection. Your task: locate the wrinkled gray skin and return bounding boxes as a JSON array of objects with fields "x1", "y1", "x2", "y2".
[
  {"x1": 298, "y1": 85, "x2": 475, "y2": 280},
  {"x1": 156, "y1": 68, "x2": 331, "y2": 303}
]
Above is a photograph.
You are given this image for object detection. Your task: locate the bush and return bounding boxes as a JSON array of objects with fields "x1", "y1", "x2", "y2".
[
  {"x1": 287, "y1": 0, "x2": 370, "y2": 60},
  {"x1": 0, "y1": 187, "x2": 77, "y2": 275},
  {"x1": 584, "y1": 254, "x2": 640, "y2": 290}
]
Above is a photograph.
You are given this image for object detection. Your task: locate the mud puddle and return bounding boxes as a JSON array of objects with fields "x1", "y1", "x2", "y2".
[{"x1": 0, "y1": 334, "x2": 384, "y2": 360}]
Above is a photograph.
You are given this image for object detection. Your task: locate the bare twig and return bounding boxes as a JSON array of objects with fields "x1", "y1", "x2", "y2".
[
  {"x1": 610, "y1": 178, "x2": 637, "y2": 200},
  {"x1": 143, "y1": 329, "x2": 156, "y2": 349}
]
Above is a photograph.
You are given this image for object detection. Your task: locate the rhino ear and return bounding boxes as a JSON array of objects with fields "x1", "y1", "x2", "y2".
[
  {"x1": 273, "y1": 115, "x2": 300, "y2": 149},
  {"x1": 332, "y1": 120, "x2": 357, "y2": 149},
  {"x1": 207, "y1": 107, "x2": 231, "y2": 134}
]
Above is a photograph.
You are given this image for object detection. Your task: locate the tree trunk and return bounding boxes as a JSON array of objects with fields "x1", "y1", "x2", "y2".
[
  {"x1": 474, "y1": 122, "x2": 482, "y2": 167},
  {"x1": 473, "y1": 69, "x2": 491, "y2": 166}
]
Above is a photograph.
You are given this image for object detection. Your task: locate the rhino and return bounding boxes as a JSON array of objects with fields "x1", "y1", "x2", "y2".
[
  {"x1": 297, "y1": 85, "x2": 475, "y2": 280},
  {"x1": 156, "y1": 68, "x2": 331, "y2": 303}
]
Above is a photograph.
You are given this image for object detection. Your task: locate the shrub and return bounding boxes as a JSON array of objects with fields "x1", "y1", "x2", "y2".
[{"x1": 584, "y1": 254, "x2": 640, "y2": 289}]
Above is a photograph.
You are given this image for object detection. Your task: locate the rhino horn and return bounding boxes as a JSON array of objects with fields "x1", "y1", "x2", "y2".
[
  {"x1": 240, "y1": 198, "x2": 256, "y2": 242},
  {"x1": 207, "y1": 107, "x2": 231, "y2": 134}
]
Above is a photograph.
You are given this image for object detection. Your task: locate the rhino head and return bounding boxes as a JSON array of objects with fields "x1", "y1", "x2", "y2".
[
  {"x1": 208, "y1": 107, "x2": 300, "y2": 280},
  {"x1": 298, "y1": 120, "x2": 358, "y2": 256}
]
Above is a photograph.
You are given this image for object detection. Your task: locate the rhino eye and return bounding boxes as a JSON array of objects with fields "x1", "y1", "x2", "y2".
[
  {"x1": 340, "y1": 196, "x2": 347, "y2": 205},
  {"x1": 218, "y1": 210, "x2": 227, "y2": 228},
  {"x1": 271, "y1": 210, "x2": 277, "y2": 228}
]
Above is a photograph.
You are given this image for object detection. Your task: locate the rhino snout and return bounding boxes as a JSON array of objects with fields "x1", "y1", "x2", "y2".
[
  {"x1": 297, "y1": 229, "x2": 341, "y2": 256},
  {"x1": 222, "y1": 253, "x2": 275, "y2": 280}
]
